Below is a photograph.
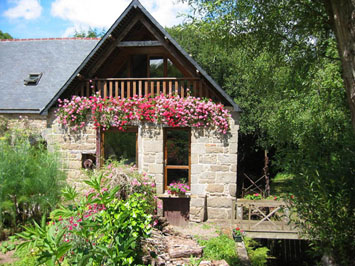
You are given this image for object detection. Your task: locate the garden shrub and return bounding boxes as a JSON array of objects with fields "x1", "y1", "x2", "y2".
[
  {"x1": 197, "y1": 234, "x2": 240, "y2": 265},
  {"x1": 0, "y1": 120, "x2": 66, "y2": 233},
  {"x1": 15, "y1": 163, "x2": 156, "y2": 265},
  {"x1": 244, "y1": 237, "x2": 269, "y2": 266}
]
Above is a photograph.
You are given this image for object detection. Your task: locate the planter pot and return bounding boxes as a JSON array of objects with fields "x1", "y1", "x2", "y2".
[{"x1": 233, "y1": 232, "x2": 243, "y2": 242}]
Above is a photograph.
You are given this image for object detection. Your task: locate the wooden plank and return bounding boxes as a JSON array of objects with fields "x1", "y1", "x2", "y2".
[
  {"x1": 97, "y1": 81, "x2": 102, "y2": 97},
  {"x1": 181, "y1": 81, "x2": 184, "y2": 97},
  {"x1": 127, "y1": 81, "x2": 131, "y2": 98},
  {"x1": 163, "y1": 80, "x2": 167, "y2": 95},
  {"x1": 169, "y1": 80, "x2": 173, "y2": 95},
  {"x1": 139, "y1": 80, "x2": 142, "y2": 96},
  {"x1": 91, "y1": 77, "x2": 199, "y2": 81},
  {"x1": 157, "y1": 81, "x2": 160, "y2": 95},
  {"x1": 145, "y1": 81, "x2": 149, "y2": 96},
  {"x1": 175, "y1": 81, "x2": 178, "y2": 95},
  {"x1": 121, "y1": 81, "x2": 124, "y2": 98},
  {"x1": 88, "y1": 15, "x2": 141, "y2": 76},
  {"x1": 133, "y1": 81, "x2": 137, "y2": 96},
  {"x1": 166, "y1": 165, "x2": 190, "y2": 169},
  {"x1": 150, "y1": 81, "x2": 154, "y2": 96},
  {"x1": 103, "y1": 82, "x2": 107, "y2": 98},
  {"x1": 115, "y1": 81, "x2": 119, "y2": 98},
  {"x1": 86, "y1": 81, "x2": 90, "y2": 97},
  {"x1": 117, "y1": 40, "x2": 162, "y2": 47},
  {"x1": 109, "y1": 81, "x2": 113, "y2": 98},
  {"x1": 80, "y1": 83, "x2": 84, "y2": 96}
]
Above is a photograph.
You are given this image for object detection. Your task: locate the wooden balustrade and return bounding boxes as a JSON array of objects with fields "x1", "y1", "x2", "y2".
[
  {"x1": 232, "y1": 199, "x2": 300, "y2": 239},
  {"x1": 75, "y1": 78, "x2": 210, "y2": 99}
]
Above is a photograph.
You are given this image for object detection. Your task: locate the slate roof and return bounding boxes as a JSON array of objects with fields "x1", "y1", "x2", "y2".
[{"x1": 0, "y1": 38, "x2": 99, "y2": 113}]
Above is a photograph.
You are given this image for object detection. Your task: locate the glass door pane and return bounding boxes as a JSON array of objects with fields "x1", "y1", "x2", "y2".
[{"x1": 164, "y1": 128, "x2": 190, "y2": 191}]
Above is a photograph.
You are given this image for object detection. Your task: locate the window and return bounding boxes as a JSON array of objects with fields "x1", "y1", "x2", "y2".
[
  {"x1": 103, "y1": 127, "x2": 138, "y2": 165},
  {"x1": 167, "y1": 59, "x2": 183, "y2": 78},
  {"x1": 149, "y1": 57, "x2": 164, "y2": 77},
  {"x1": 164, "y1": 128, "x2": 190, "y2": 191},
  {"x1": 24, "y1": 73, "x2": 42, "y2": 86}
]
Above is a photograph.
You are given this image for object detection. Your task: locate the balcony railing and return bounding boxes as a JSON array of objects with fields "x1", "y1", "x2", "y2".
[{"x1": 75, "y1": 77, "x2": 215, "y2": 99}]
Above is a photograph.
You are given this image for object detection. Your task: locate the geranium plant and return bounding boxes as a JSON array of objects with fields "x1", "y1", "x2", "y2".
[
  {"x1": 167, "y1": 181, "x2": 190, "y2": 195},
  {"x1": 55, "y1": 94, "x2": 231, "y2": 134},
  {"x1": 232, "y1": 227, "x2": 245, "y2": 242},
  {"x1": 233, "y1": 227, "x2": 244, "y2": 237},
  {"x1": 244, "y1": 193, "x2": 263, "y2": 200}
]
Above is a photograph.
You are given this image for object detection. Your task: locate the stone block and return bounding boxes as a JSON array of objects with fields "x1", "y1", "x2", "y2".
[
  {"x1": 143, "y1": 141, "x2": 162, "y2": 153},
  {"x1": 217, "y1": 173, "x2": 237, "y2": 183},
  {"x1": 191, "y1": 184, "x2": 206, "y2": 195},
  {"x1": 228, "y1": 184, "x2": 237, "y2": 197},
  {"x1": 148, "y1": 164, "x2": 163, "y2": 174},
  {"x1": 205, "y1": 144, "x2": 223, "y2": 153},
  {"x1": 217, "y1": 154, "x2": 237, "y2": 164},
  {"x1": 207, "y1": 197, "x2": 231, "y2": 208},
  {"x1": 191, "y1": 144, "x2": 206, "y2": 154},
  {"x1": 230, "y1": 164, "x2": 237, "y2": 172},
  {"x1": 200, "y1": 172, "x2": 216, "y2": 180},
  {"x1": 191, "y1": 153, "x2": 199, "y2": 164},
  {"x1": 206, "y1": 184, "x2": 224, "y2": 193},
  {"x1": 144, "y1": 154, "x2": 156, "y2": 163},
  {"x1": 190, "y1": 197, "x2": 204, "y2": 207},
  {"x1": 198, "y1": 179, "x2": 215, "y2": 184},
  {"x1": 199, "y1": 155, "x2": 217, "y2": 164},
  {"x1": 68, "y1": 160, "x2": 82, "y2": 169},
  {"x1": 207, "y1": 208, "x2": 228, "y2": 220},
  {"x1": 191, "y1": 164, "x2": 205, "y2": 174},
  {"x1": 190, "y1": 206, "x2": 205, "y2": 223},
  {"x1": 229, "y1": 142, "x2": 238, "y2": 154},
  {"x1": 210, "y1": 165, "x2": 229, "y2": 172}
]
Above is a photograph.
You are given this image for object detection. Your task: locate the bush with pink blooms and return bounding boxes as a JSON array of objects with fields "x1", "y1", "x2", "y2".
[
  {"x1": 55, "y1": 94, "x2": 231, "y2": 134},
  {"x1": 167, "y1": 181, "x2": 190, "y2": 195},
  {"x1": 14, "y1": 163, "x2": 157, "y2": 265}
]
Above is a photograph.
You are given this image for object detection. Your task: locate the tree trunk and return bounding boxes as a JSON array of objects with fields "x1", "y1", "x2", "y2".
[
  {"x1": 323, "y1": 0, "x2": 355, "y2": 132},
  {"x1": 264, "y1": 150, "x2": 270, "y2": 197}
]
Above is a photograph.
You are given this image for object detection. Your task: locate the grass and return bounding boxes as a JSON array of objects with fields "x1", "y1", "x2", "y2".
[{"x1": 196, "y1": 234, "x2": 240, "y2": 265}]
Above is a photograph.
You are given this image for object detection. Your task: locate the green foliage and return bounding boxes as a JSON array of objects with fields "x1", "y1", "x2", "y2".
[
  {"x1": 197, "y1": 234, "x2": 240, "y2": 265},
  {"x1": 0, "y1": 120, "x2": 66, "y2": 232},
  {"x1": 171, "y1": 2, "x2": 355, "y2": 263},
  {"x1": 73, "y1": 27, "x2": 106, "y2": 38},
  {"x1": 15, "y1": 165, "x2": 154, "y2": 265},
  {"x1": 244, "y1": 237, "x2": 269, "y2": 266},
  {"x1": 0, "y1": 30, "x2": 12, "y2": 39}
]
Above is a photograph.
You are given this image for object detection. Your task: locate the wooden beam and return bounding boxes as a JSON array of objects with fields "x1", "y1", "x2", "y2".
[
  {"x1": 139, "y1": 18, "x2": 196, "y2": 77},
  {"x1": 88, "y1": 15, "x2": 141, "y2": 76},
  {"x1": 117, "y1": 40, "x2": 162, "y2": 47}
]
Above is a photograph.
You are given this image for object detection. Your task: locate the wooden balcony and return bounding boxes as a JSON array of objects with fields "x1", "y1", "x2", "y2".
[
  {"x1": 74, "y1": 77, "x2": 215, "y2": 99},
  {"x1": 232, "y1": 199, "x2": 302, "y2": 239}
]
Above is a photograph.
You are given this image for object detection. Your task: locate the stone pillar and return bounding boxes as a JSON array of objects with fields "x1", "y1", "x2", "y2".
[{"x1": 189, "y1": 111, "x2": 239, "y2": 222}]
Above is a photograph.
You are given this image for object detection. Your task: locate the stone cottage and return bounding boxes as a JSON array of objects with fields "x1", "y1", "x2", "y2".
[{"x1": 0, "y1": 0, "x2": 241, "y2": 224}]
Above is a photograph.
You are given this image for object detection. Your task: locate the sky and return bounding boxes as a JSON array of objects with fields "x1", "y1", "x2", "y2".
[{"x1": 0, "y1": 0, "x2": 190, "y2": 38}]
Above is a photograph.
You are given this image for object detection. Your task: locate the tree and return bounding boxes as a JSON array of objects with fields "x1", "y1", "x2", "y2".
[
  {"x1": 73, "y1": 27, "x2": 106, "y2": 38},
  {"x1": 0, "y1": 30, "x2": 12, "y2": 39},
  {"x1": 182, "y1": 0, "x2": 355, "y2": 132},
  {"x1": 322, "y1": 0, "x2": 355, "y2": 131},
  {"x1": 175, "y1": 1, "x2": 355, "y2": 264}
]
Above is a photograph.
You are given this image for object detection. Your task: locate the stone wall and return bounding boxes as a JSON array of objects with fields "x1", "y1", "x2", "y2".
[
  {"x1": 0, "y1": 108, "x2": 239, "y2": 222},
  {"x1": 189, "y1": 110, "x2": 239, "y2": 222}
]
